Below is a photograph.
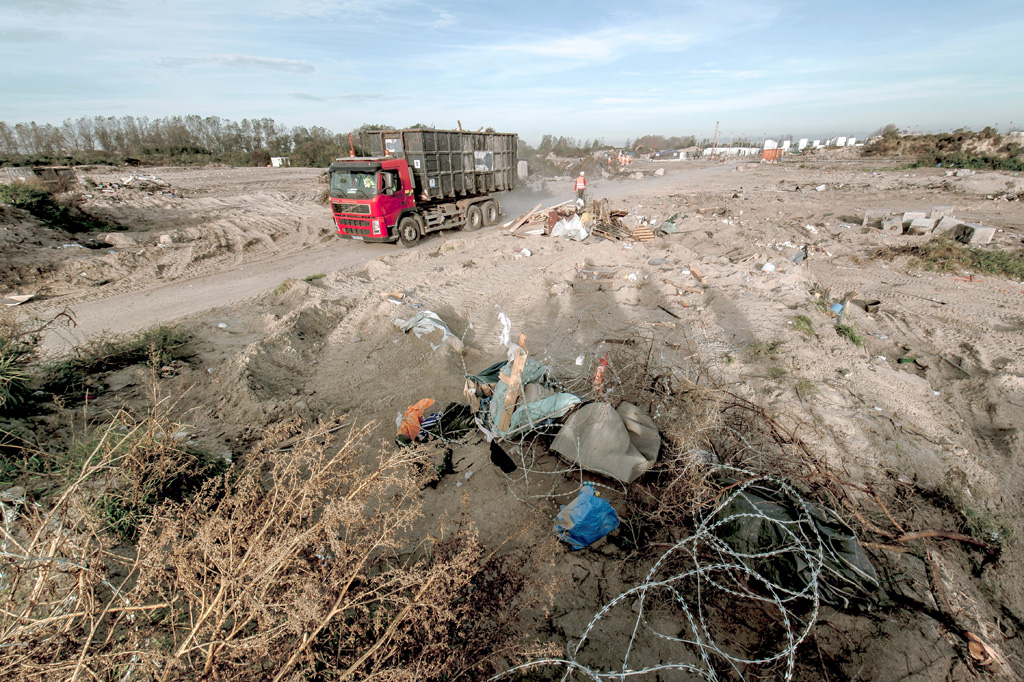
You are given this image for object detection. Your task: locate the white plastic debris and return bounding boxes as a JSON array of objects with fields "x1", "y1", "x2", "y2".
[
  {"x1": 393, "y1": 310, "x2": 463, "y2": 352},
  {"x1": 761, "y1": 263, "x2": 776, "y2": 272},
  {"x1": 575, "y1": 354, "x2": 585, "y2": 366},
  {"x1": 815, "y1": 184, "x2": 827, "y2": 192},
  {"x1": 550, "y1": 214, "x2": 589, "y2": 241},
  {"x1": 217, "y1": 323, "x2": 227, "y2": 329}
]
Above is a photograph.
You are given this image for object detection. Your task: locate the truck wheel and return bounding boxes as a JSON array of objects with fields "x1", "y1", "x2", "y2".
[
  {"x1": 464, "y1": 205, "x2": 483, "y2": 231},
  {"x1": 481, "y1": 200, "x2": 499, "y2": 226},
  {"x1": 398, "y1": 216, "x2": 421, "y2": 248}
]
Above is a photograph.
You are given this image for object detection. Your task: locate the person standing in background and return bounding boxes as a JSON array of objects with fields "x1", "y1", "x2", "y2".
[{"x1": 575, "y1": 171, "x2": 587, "y2": 204}]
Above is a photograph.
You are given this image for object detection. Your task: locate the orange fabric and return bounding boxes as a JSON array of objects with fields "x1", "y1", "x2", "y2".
[
  {"x1": 592, "y1": 354, "x2": 610, "y2": 398},
  {"x1": 398, "y1": 398, "x2": 435, "y2": 440}
]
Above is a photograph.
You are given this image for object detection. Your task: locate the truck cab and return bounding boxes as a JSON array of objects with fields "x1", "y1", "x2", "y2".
[{"x1": 328, "y1": 158, "x2": 415, "y2": 242}]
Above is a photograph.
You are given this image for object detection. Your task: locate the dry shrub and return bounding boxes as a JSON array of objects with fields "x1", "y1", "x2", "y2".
[{"x1": 0, "y1": 411, "x2": 554, "y2": 681}]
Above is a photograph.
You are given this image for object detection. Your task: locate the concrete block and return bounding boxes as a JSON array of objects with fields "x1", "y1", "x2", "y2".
[
  {"x1": 930, "y1": 206, "x2": 954, "y2": 220},
  {"x1": 863, "y1": 209, "x2": 891, "y2": 227},
  {"x1": 902, "y1": 211, "x2": 927, "y2": 227},
  {"x1": 881, "y1": 217, "x2": 903, "y2": 232},
  {"x1": 933, "y1": 216, "x2": 965, "y2": 235},
  {"x1": 907, "y1": 217, "x2": 936, "y2": 235},
  {"x1": 955, "y1": 223, "x2": 995, "y2": 245}
]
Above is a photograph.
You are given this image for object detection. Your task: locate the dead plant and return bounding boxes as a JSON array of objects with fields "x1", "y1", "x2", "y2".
[{"x1": 0, "y1": 407, "x2": 555, "y2": 681}]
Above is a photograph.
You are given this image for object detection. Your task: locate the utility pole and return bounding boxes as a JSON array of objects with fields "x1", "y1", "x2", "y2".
[{"x1": 711, "y1": 121, "x2": 720, "y2": 159}]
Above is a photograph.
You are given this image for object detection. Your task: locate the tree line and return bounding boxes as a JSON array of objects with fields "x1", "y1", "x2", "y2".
[
  {"x1": 2, "y1": 115, "x2": 726, "y2": 167},
  {"x1": 0, "y1": 116, "x2": 404, "y2": 167}
]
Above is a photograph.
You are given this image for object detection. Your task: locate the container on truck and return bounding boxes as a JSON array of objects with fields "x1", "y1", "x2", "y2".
[{"x1": 327, "y1": 128, "x2": 518, "y2": 247}]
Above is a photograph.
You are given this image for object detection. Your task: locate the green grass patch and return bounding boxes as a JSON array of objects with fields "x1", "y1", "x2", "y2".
[
  {"x1": 792, "y1": 315, "x2": 816, "y2": 337},
  {"x1": 835, "y1": 324, "x2": 865, "y2": 347},
  {"x1": 0, "y1": 336, "x2": 35, "y2": 413},
  {"x1": 274, "y1": 278, "x2": 295, "y2": 295},
  {"x1": 767, "y1": 366, "x2": 788, "y2": 380},
  {"x1": 41, "y1": 325, "x2": 191, "y2": 400},
  {"x1": 940, "y1": 476, "x2": 1015, "y2": 545},
  {"x1": 875, "y1": 238, "x2": 1024, "y2": 281},
  {"x1": 795, "y1": 378, "x2": 819, "y2": 401},
  {"x1": 0, "y1": 181, "x2": 120, "y2": 233},
  {"x1": 303, "y1": 273, "x2": 326, "y2": 282},
  {"x1": 749, "y1": 339, "x2": 784, "y2": 358}
]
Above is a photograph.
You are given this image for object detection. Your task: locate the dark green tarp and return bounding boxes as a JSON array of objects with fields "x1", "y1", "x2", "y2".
[{"x1": 712, "y1": 478, "x2": 880, "y2": 610}]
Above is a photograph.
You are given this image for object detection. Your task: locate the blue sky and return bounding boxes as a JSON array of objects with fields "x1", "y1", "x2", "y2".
[{"x1": 1, "y1": 0, "x2": 1022, "y2": 145}]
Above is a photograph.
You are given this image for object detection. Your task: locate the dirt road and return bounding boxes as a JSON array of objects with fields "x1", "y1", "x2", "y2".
[{"x1": 31, "y1": 162, "x2": 743, "y2": 352}]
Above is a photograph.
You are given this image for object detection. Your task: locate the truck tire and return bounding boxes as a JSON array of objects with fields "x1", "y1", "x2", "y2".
[
  {"x1": 464, "y1": 205, "x2": 483, "y2": 232},
  {"x1": 398, "y1": 215, "x2": 421, "y2": 248},
  {"x1": 481, "y1": 200, "x2": 499, "y2": 226}
]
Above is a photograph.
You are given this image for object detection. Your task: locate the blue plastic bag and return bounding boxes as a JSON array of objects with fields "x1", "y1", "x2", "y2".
[{"x1": 554, "y1": 483, "x2": 620, "y2": 550}]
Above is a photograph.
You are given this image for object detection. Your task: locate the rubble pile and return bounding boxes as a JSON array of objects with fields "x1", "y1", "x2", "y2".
[
  {"x1": 83, "y1": 174, "x2": 181, "y2": 204},
  {"x1": 863, "y1": 206, "x2": 996, "y2": 244}
]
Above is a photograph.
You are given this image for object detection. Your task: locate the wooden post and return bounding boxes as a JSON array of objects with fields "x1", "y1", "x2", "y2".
[{"x1": 497, "y1": 334, "x2": 528, "y2": 432}]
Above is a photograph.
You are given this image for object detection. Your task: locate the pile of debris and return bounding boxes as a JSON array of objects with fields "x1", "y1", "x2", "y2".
[
  {"x1": 863, "y1": 206, "x2": 995, "y2": 245},
  {"x1": 502, "y1": 198, "x2": 663, "y2": 244},
  {"x1": 83, "y1": 174, "x2": 180, "y2": 203}
]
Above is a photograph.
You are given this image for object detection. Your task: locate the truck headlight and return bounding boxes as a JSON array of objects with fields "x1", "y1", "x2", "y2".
[{"x1": 372, "y1": 218, "x2": 382, "y2": 235}]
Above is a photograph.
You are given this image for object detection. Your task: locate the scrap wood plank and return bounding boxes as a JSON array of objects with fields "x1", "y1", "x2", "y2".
[
  {"x1": 497, "y1": 333, "x2": 528, "y2": 432},
  {"x1": 661, "y1": 278, "x2": 703, "y2": 294},
  {"x1": 508, "y1": 203, "x2": 542, "y2": 233},
  {"x1": 592, "y1": 227, "x2": 622, "y2": 241},
  {"x1": 689, "y1": 265, "x2": 705, "y2": 283}
]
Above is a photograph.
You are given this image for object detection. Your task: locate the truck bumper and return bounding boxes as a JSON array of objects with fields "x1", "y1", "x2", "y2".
[{"x1": 337, "y1": 232, "x2": 395, "y2": 244}]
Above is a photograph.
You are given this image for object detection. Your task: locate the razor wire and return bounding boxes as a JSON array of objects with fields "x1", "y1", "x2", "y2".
[{"x1": 489, "y1": 470, "x2": 825, "y2": 682}]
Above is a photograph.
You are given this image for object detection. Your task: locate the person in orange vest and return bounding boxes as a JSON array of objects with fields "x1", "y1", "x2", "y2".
[{"x1": 574, "y1": 171, "x2": 586, "y2": 203}]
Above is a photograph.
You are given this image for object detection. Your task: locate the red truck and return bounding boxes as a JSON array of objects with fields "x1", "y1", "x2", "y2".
[{"x1": 327, "y1": 128, "x2": 518, "y2": 247}]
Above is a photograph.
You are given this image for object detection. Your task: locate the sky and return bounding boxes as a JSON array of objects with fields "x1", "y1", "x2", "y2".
[{"x1": 1, "y1": 0, "x2": 1022, "y2": 146}]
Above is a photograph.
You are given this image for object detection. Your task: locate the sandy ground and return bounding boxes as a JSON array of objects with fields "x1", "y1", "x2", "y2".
[{"x1": 4, "y1": 158, "x2": 1024, "y2": 679}]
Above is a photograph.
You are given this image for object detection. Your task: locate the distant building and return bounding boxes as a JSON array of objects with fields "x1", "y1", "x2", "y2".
[
  {"x1": 702, "y1": 147, "x2": 761, "y2": 157},
  {"x1": 798, "y1": 138, "x2": 809, "y2": 150},
  {"x1": 270, "y1": 157, "x2": 290, "y2": 167}
]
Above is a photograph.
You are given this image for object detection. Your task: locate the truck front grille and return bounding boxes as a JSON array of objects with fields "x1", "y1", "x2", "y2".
[
  {"x1": 336, "y1": 217, "x2": 372, "y2": 232},
  {"x1": 333, "y1": 202, "x2": 370, "y2": 214}
]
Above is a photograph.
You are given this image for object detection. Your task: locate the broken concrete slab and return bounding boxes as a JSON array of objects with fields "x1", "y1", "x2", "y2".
[
  {"x1": 902, "y1": 211, "x2": 927, "y2": 227},
  {"x1": 933, "y1": 216, "x2": 965, "y2": 236},
  {"x1": 881, "y1": 217, "x2": 903, "y2": 233},
  {"x1": 907, "y1": 217, "x2": 937, "y2": 235},
  {"x1": 863, "y1": 209, "x2": 891, "y2": 227},
  {"x1": 955, "y1": 223, "x2": 996, "y2": 245},
  {"x1": 930, "y1": 206, "x2": 954, "y2": 220}
]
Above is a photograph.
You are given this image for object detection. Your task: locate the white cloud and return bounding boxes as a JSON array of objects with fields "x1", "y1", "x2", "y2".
[
  {"x1": 159, "y1": 54, "x2": 315, "y2": 73},
  {"x1": 432, "y1": 9, "x2": 456, "y2": 28}
]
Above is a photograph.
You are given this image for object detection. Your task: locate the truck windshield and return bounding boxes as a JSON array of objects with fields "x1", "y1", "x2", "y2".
[{"x1": 330, "y1": 170, "x2": 378, "y2": 198}]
